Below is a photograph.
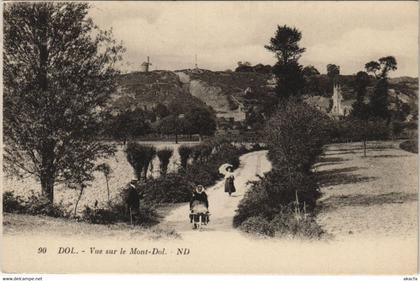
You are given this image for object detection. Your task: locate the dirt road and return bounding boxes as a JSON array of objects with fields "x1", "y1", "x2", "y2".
[{"x1": 161, "y1": 150, "x2": 272, "y2": 235}]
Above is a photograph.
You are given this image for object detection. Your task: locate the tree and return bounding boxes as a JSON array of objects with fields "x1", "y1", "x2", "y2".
[
  {"x1": 155, "y1": 103, "x2": 170, "y2": 119},
  {"x1": 178, "y1": 145, "x2": 193, "y2": 170},
  {"x1": 265, "y1": 25, "x2": 306, "y2": 64},
  {"x1": 157, "y1": 114, "x2": 187, "y2": 143},
  {"x1": 157, "y1": 148, "x2": 173, "y2": 175},
  {"x1": 184, "y1": 107, "x2": 217, "y2": 140},
  {"x1": 302, "y1": 65, "x2": 320, "y2": 77},
  {"x1": 327, "y1": 64, "x2": 340, "y2": 82},
  {"x1": 265, "y1": 25, "x2": 306, "y2": 99},
  {"x1": 110, "y1": 109, "x2": 150, "y2": 144},
  {"x1": 351, "y1": 71, "x2": 371, "y2": 120},
  {"x1": 3, "y1": 3, "x2": 124, "y2": 204},
  {"x1": 95, "y1": 163, "x2": 113, "y2": 206},
  {"x1": 125, "y1": 143, "x2": 156, "y2": 180},
  {"x1": 365, "y1": 56, "x2": 398, "y2": 121},
  {"x1": 326, "y1": 64, "x2": 340, "y2": 95},
  {"x1": 272, "y1": 61, "x2": 305, "y2": 99}
]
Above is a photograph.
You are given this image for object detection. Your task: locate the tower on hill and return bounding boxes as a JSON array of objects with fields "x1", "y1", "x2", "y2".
[{"x1": 140, "y1": 56, "x2": 152, "y2": 72}]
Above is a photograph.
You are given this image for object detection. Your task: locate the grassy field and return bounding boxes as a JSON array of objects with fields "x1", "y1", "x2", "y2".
[
  {"x1": 315, "y1": 140, "x2": 418, "y2": 240},
  {"x1": 3, "y1": 213, "x2": 180, "y2": 240},
  {"x1": 3, "y1": 141, "x2": 199, "y2": 216}
]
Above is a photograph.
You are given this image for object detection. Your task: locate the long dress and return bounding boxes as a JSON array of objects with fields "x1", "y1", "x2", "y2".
[{"x1": 224, "y1": 172, "x2": 236, "y2": 194}]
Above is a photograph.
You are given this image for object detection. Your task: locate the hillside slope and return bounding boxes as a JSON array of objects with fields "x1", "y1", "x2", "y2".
[{"x1": 110, "y1": 69, "x2": 418, "y2": 119}]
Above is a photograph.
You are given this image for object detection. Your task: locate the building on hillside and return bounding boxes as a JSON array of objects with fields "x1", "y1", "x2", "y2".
[{"x1": 330, "y1": 83, "x2": 352, "y2": 118}]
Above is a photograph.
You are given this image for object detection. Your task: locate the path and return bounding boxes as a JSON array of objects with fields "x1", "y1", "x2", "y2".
[
  {"x1": 161, "y1": 150, "x2": 272, "y2": 236},
  {"x1": 315, "y1": 140, "x2": 418, "y2": 241}
]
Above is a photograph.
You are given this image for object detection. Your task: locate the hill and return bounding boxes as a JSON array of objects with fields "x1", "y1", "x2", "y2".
[{"x1": 110, "y1": 69, "x2": 418, "y2": 122}]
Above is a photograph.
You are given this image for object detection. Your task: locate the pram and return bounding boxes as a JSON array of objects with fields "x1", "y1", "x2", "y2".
[{"x1": 189, "y1": 201, "x2": 210, "y2": 229}]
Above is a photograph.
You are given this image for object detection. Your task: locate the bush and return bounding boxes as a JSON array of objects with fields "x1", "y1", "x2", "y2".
[
  {"x1": 157, "y1": 147, "x2": 173, "y2": 175},
  {"x1": 186, "y1": 142, "x2": 242, "y2": 187},
  {"x1": 178, "y1": 145, "x2": 193, "y2": 169},
  {"x1": 3, "y1": 191, "x2": 66, "y2": 217},
  {"x1": 271, "y1": 211, "x2": 325, "y2": 239},
  {"x1": 233, "y1": 169, "x2": 320, "y2": 227},
  {"x1": 265, "y1": 100, "x2": 330, "y2": 173},
  {"x1": 82, "y1": 203, "x2": 160, "y2": 226},
  {"x1": 240, "y1": 216, "x2": 275, "y2": 236},
  {"x1": 400, "y1": 139, "x2": 418, "y2": 154},
  {"x1": 329, "y1": 118, "x2": 390, "y2": 143},
  {"x1": 234, "y1": 100, "x2": 326, "y2": 239},
  {"x1": 24, "y1": 193, "x2": 66, "y2": 217},
  {"x1": 82, "y1": 206, "x2": 120, "y2": 224},
  {"x1": 125, "y1": 142, "x2": 156, "y2": 180},
  {"x1": 137, "y1": 173, "x2": 193, "y2": 203},
  {"x1": 3, "y1": 191, "x2": 25, "y2": 213}
]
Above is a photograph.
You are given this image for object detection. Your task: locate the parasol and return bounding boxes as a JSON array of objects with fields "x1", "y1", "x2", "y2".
[{"x1": 218, "y1": 163, "x2": 233, "y2": 175}]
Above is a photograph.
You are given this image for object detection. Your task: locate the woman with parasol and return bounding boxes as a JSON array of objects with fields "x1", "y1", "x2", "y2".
[{"x1": 219, "y1": 163, "x2": 236, "y2": 196}]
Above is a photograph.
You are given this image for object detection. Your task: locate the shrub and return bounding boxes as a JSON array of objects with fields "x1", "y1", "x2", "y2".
[
  {"x1": 82, "y1": 206, "x2": 119, "y2": 224},
  {"x1": 265, "y1": 100, "x2": 330, "y2": 173},
  {"x1": 82, "y1": 203, "x2": 160, "y2": 226},
  {"x1": 24, "y1": 193, "x2": 66, "y2": 217},
  {"x1": 178, "y1": 145, "x2": 193, "y2": 169},
  {"x1": 234, "y1": 100, "x2": 326, "y2": 239},
  {"x1": 186, "y1": 142, "x2": 242, "y2": 187},
  {"x1": 125, "y1": 142, "x2": 156, "y2": 180},
  {"x1": 271, "y1": 210, "x2": 325, "y2": 239},
  {"x1": 3, "y1": 191, "x2": 25, "y2": 213},
  {"x1": 157, "y1": 148, "x2": 173, "y2": 175},
  {"x1": 400, "y1": 139, "x2": 418, "y2": 154},
  {"x1": 3, "y1": 191, "x2": 66, "y2": 217},
  {"x1": 239, "y1": 216, "x2": 275, "y2": 236},
  {"x1": 233, "y1": 169, "x2": 320, "y2": 227},
  {"x1": 137, "y1": 173, "x2": 193, "y2": 203}
]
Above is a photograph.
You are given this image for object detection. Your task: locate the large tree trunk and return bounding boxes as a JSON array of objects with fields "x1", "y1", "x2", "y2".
[{"x1": 40, "y1": 146, "x2": 56, "y2": 203}]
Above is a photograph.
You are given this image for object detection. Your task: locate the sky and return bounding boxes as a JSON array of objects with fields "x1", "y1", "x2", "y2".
[{"x1": 89, "y1": 1, "x2": 418, "y2": 77}]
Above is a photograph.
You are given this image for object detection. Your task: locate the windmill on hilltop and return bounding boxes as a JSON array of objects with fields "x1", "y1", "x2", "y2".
[{"x1": 140, "y1": 56, "x2": 152, "y2": 72}]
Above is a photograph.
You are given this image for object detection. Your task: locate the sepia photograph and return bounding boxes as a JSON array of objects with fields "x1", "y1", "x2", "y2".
[{"x1": 1, "y1": 0, "x2": 418, "y2": 275}]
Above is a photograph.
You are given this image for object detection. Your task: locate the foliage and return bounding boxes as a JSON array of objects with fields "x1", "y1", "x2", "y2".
[
  {"x1": 3, "y1": 191, "x2": 25, "y2": 213},
  {"x1": 178, "y1": 145, "x2": 193, "y2": 169},
  {"x1": 125, "y1": 143, "x2": 156, "y2": 180},
  {"x1": 137, "y1": 173, "x2": 193, "y2": 203},
  {"x1": 3, "y1": 191, "x2": 66, "y2": 217},
  {"x1": 351, "y1": 71, "x2": 371, "y2": 120},
  {"x1": 233, "y1": 168, "x2": 320, "y2": 226},
  {"x1": 365, "y1": 56, "x2": 398, "y2": 121},
  {"x1": 400, "y1": 139, "x2": 418, "y2": 154},
  {"x1": 272, "y1": 61, "x2": 305, "y2": 99},
  {"x1": 3, "y1": 2, "x2": 124, "y2": 204},
  {"x1": 327, "y1": 64, "x2": 340, "y2": 82},
  {"x1": 82, "y1": 203, "x2": 159, "y2": 226},
  {"x1": 271, "y1": 212, "x2": 325, "y2": 239},
  {"x1": 265, "y1": 25, "x2": 306, "y2": 100},
  {"x1": 157, "y1": 115, "x2": 186, "y2": 138},
  {"x1": 107, "y1": 109, "x2": 151, "y2": 144},
  {"x1": 155, "y1": 103, "x2": 170, "y2": 119},
  {"x1": 183, "y1": 107, "x2": 217, "y2": 138},
  {"x1": 265, "y1": 100, "x2": 330, "y2": 173},
  {"x1": 328, "y1": 118, "x2": 389, "y2": 143},
  {"x1": 265, "y1": 25, "x2": 306, "y2": 64},
  {"x1": 239, "y1": 216, "x2": 275, "y2": 236},
  {"x1": 157, "y1": 148, "x2": 173, "y2": 175},
  {"x1": 234, "y1": 99, "x2": 327, "y2": 238},
  {"x1": 302, "y1": 65, "x2": 320, "y2": 77}
]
